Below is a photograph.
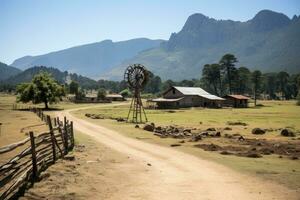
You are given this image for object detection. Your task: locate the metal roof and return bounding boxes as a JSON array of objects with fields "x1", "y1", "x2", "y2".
[
  {"x1": 173, "y1": 86, "x2": 224, "y2": 100},
  {"x1": 106, "y1": 94, "x2": 123, "y2": 98},
  {"x1": 224, "y1": 94, "x2": 250, "y2": 100},
  {"x1": 148, "y1": 97, "x2": 184, "y2": 102}
]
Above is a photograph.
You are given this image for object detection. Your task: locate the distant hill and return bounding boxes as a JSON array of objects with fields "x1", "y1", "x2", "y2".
[
  {"x1": 106, "y1": 10, "x2": 300, "y2": 80},
  {"x1": 4, "y1": 66, "x2": 97, "y2": 88},
  {"x1": 11, "y1": 38, "x2": 163, "y2": 79},
  {"x1": 0, "y1": 62, "x2": 22, "y2": 81}
]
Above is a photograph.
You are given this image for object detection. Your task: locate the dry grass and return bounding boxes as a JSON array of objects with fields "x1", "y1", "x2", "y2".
[{"x1": 71, "y1": 100, "x2": 300, "y2": 190}]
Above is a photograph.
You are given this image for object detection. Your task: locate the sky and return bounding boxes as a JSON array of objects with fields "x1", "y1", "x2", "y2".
[{"x1": 0, "y1": 0, "x2": 299, "y2": 64}]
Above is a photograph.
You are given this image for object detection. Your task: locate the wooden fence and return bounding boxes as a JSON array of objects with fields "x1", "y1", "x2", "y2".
[{"x1": 0, "y1": 106, "x2": 74, "y2": 200}]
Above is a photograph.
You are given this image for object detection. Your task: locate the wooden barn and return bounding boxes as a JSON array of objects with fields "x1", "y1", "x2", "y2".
[
  {"x1": 105, "y1": 94, "x2": 126, "y2": 101},
  {"x1": 222, "y1": 94, "x2": 250, "y2": 108},
  {"x1": 148, "y1": 86, "x2": 224, "y2": 109}
]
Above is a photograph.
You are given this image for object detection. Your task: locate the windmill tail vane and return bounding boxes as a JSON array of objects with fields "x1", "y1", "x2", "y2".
[{"x1": 124, "y1": 64, "x2": 149, "y2": 123}]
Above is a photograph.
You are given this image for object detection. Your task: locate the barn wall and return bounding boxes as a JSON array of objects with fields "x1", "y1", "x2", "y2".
[{"x1": 164, "y1": 88, "x2": 183, "y2": 98}]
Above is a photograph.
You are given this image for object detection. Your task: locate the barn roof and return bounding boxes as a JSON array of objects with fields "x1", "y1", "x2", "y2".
[
  {"x1": 224, "y1": 94, "x2": 250, "y2": 100},
  {"x1": 148, "y1": 97, "x2": 184, "y2": 102},
  {"x1": 172, "y1": 86, "x2": 224, "y2": 100},
  {"x1": 106, "y1": 94, "x2": 123, "y2": 98}
]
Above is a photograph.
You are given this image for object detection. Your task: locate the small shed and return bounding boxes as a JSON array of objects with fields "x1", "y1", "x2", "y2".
[
  {"x1": 222, "y1": 95, "x2": 250, "y2": 108},
  {"x1": 105, "y1": 94, "x2": 126, "y2": 101}
]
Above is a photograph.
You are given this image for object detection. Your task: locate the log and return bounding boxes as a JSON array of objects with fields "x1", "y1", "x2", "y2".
[{"x1": 0, "y1": 138, "x2": 30, "y2": 154}]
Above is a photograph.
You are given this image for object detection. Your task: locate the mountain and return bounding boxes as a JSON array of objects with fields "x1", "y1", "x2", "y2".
[
  {"x1": 4, "y1": 66, "x2": 97, "y2": 88},
  {"x1": 0, "y1": 62, "x2": 22, "y2": 81},
  {"x1": 12, "y1": 38, "x2": 163, "y2": 79},
  {"x1": 106, "y1": 10, "x2": 300, "y2": 80}
]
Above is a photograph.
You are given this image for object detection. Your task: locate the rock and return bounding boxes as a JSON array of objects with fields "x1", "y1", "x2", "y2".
[
  {"x1": 227, "y1": 121, "x2": 247, "y2": 126},
  {"x1": 215, "y1": 132, "x2": 221, "y2": 137},
  {"x1": 224, "y1": 127, "x2": 232, "y2": 130},
  {"x1": 170, "y1": 144, "x2": 181, "y2": 147},
  {"x1": 290, "y1": 156, "x2": 298, "y2": 160},
  {"x1": 85, "y1": 113, "x2": 91, "y2": 117},
  {"x1": 147, "y1": 163, "x2": 152, "y2": 166},
  {"x1": 135, "y1": 124, "x2": 139, "y2": 128},
  {"x1": 220, "y1": 151, "x2": 231, "y2": 155},
  {"x1": 179, "y1": 140, "x2": 185, "y2": 143},
  {"x1": 252, "y1": 128, "x2": 266, "y2": 135},
  {"x1": 200, "y1": 132, "x2": 209, "y2": 137},
  {"x1": 183, "y1": 129, "x2": 191, "y2": 133},
  {"x1": 190, "y1": 134, "x2": 202, "y2": 142},
  {"x1": 280, "y1": 129, "x2": 295, "y2": 137},
  {"x1": 246, "y1": 152, "x2": 262, "y2": 158},
  {"x1": 64, "y1": 155, "x2": 75, "y2": 161},
  {"x1": 238, "y1": 136, "x2": 245, "y2": 141},
  {"x1": 206, "y1": 128, "x2": 216, "y2": 131},
  {"x1": 143, "y1": 123, "x2": 155, "y2": 132},
  {"x1": 116, "y1": 118, "x2": 125, "y2": 122}
]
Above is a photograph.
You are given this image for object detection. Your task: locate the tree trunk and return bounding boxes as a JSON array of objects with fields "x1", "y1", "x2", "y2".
[
  {"x1": 44, "y1": 101, "x2": 48, "y2": 109},
  {"x1": 227, "y1": 66, "x2": 232, "y2": 94}
]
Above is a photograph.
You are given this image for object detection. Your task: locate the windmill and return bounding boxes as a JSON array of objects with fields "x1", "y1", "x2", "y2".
[{"x1": 124, "y1": 64, "x2": 149, "y2": 123}]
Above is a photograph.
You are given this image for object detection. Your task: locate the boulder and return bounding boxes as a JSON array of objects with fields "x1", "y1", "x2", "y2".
[
  {"x1": 143, "y1": 123, "x2": 155, "y2": 132},
  {"x1": 252, "y1": 128, "x2": 266, "y2": 135},
  {"x1": 280, "y1": 129, "x2": 295, "y2": 137},
  {"x1": 206, "y1": 128, "x2": 216, "y2": 131},
  {"x1": 190, "y1": 134, "x2": 202, "y2": 142}
]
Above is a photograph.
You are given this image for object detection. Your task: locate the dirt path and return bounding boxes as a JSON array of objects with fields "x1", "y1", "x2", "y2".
[{"x1": 56, "y1": 105, "x2": 298, "y2": 200}]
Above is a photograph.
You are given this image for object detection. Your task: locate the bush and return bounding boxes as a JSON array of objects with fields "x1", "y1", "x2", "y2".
[{"x1": 120, "y1": 89, "x2": 131, "y2": 97}]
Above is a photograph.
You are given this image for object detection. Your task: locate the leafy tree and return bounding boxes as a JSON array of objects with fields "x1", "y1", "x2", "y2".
[
  {"x1": 120, "y1": 88, "x2": 132, "y2": 97},
  {"x1": 219, "y1": 54, "x2": 238, "y2": 94},
  {"x1": 16, "y1": 72, "x2": 64, "y2": 109},
  {"x1": 144, "y1": 71, "x2": 162, "y2": 94},
  {"x1": 69, "y1": 81, "x2": 79, "y2": 94},
  {"x1": 276, "y1": 71, "x2": 289, "y2": 99},
  {"x1": 251, "y1": 70, "x2": 262, "y2": 106},
  {"x1": 297, "y1": 92, "x2": 300, "y2": 106},
  {"x1": 97, "y1": 88, "x2": 107, "y2": 100},
  {"x1": 75, "y1": 89, "x2": 86, "y2": 100},
  {"x1": 236, "y1": 67, "x2": 251, "y2": 94},
  {"x1": 263, "y1": 73, "x2": 278, "y2": 99},
  {"x1": 202, "y1": 64, "x2": 221, "y2": 95}
]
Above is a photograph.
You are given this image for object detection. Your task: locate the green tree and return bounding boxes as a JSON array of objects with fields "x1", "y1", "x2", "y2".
[
  {"x1": 16, "y1": 72, "x2": 64, "y2": 109},
  {"x1": 97, "y1": 88, "x2": 107, "y2": 100},
  {"x1": 69, "y1": 81, "x2": 79, "y2": 95},
  {"x1": 219, "y1": 54, "x2": 238, "y2": 94},
  {"x1": 251, "y1": 70, "x2": 262, "y2": 106},
  {"x1": 236, "y1": 67, "x2": 251, "y2": 94},
  {"x1": 120, "y1": 88, "x2": 132, "y2": 97},
  {"x1": 202, "y1": 64, "x2": 221, "y2": 95},
  {"x1": 263, "y1": 73, "x2": 277, "y2": 99},
  {"x1": 276, "y1": 71, "x2": 289, "y2": 99}
]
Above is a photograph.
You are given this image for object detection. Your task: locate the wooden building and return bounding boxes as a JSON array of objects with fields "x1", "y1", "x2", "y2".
[
  {"x1": 148, "y1": 86, "x2": 224, "y2": 109},
  {"x1": 222, "y1": 95, "x2": 250, "y2": 108},
  {"x1": 105, "y1": 94, "x2": 126, "y2": 101}
]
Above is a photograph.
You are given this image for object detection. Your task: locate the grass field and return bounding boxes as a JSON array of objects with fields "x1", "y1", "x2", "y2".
[{"x1": 71, "y1": 100, "x2": 300, "y2": 191}]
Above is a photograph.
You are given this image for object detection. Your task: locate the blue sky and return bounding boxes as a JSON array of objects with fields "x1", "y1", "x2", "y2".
[{"x1": 0, "y1": 0, "x2": 299, "y2": 64}]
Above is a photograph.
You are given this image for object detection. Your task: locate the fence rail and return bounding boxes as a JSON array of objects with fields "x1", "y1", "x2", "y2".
[{"x1": 1, "y1": 105, "x2": 74, "y2": 200}]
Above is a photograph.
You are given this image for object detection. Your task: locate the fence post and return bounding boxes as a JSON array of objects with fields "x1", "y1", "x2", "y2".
[
  {"x1": 70, "y1": 121, "x2": 74, "y2": 149},
  {"x1": 29, "y1": 131, "x2": 38, "y2": 181},
  {"x1": 63, "y1": 116, "x2": 69, "y2": 154},
  {"x1": 47, "y1": 115, "x2": 56, "y2": 163}
]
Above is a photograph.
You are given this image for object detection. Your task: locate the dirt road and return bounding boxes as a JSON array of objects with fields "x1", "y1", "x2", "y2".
[{"x1": 56, "y1": 106, "x2": 298, "y2": 200}]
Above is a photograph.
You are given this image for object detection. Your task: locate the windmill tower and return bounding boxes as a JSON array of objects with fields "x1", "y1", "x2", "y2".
[{"x1": 124, "y1": 64, "x2": 149, "y2": 123}]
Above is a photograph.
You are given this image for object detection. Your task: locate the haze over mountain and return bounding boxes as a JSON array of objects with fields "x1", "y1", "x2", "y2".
[
  {"x1": 12, "y1": 38, "x2": 163, "y2": 79},
  {"x1": 0, "y1": 62, "x2": 22, "y2": 81},
  {"x1": 11, "y1": 10, "x2": 300, "y2": 81}
]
